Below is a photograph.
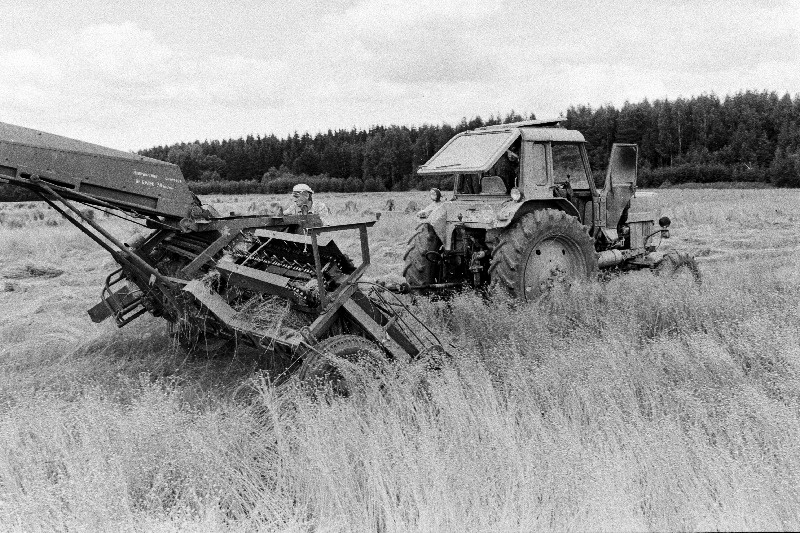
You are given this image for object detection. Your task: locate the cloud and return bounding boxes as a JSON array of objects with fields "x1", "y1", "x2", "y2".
[
  {"x1": 73, "y1": 22, "x2": 174, "y2": 76},
  {"x1": 0, "y1": 22, "x2": 293, "y2": 148},
  {"x1": 0, "y1": 48, "x2": 61, "y2": 81},
  {"x1": 291, "y1": 0, "x2": 800, "y2": 128},
  {"x1": 514, "y1": 0, "x2": 800, "y2": 73},
  {"x1": 0, "y1": 0, "x2": 798, "y2": 149},
  {"x1": 281, "y1": 0, "x2": 503, "y2": 92}
]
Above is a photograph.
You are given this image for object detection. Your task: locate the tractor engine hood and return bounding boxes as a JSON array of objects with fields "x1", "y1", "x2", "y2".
[
  {"x1": 417, "y1": 198, "x2": 521, "y2": 249},
  {"x1": 418, "y1": 198, "x2": 516, "y2": 226}
]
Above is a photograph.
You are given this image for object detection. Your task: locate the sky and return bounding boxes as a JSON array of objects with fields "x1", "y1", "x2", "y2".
[{"x1": 1, "y1": 0, "x2": 799, "y2": 151}]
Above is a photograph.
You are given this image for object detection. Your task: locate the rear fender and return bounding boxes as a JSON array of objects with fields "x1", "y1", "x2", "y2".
[{"x1": 497, "y1": 198, "x2": 581, "y2": 228}]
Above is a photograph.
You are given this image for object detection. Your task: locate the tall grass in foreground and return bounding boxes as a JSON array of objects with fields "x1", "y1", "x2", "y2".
[{"x1": 1, "y1": 265, "x2": 799, "y2": 531}]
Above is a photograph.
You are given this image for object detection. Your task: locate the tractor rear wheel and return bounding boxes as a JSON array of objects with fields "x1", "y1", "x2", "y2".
[
  {"x1": 655, "y1": 251, "x2": 701, "y2": 284},
  {"x1": 403, "y1": 223, "x2": 442, "y2": 288},
  {"x1": 489, "y1": 209, "x2": 597, "y2": 300},
  {"x1": 299, "y1": 335, "x2": 385, "y2": 395}
]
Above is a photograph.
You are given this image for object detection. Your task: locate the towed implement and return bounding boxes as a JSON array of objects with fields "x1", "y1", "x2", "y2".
[{"x1": 0, "y1": 121, "x2": 440, "y2": 386}]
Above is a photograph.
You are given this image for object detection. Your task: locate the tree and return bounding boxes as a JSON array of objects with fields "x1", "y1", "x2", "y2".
[
  {"x1": 138, "y1": 97, "x2": 800, "y2": 189},
  {"x1": 199, "y1": 170, "x2": 221, "y2": 182}
]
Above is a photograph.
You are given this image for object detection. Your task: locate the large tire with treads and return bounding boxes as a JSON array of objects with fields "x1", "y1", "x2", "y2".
[
  {"x1": 489, "y1": 209, "x2": 597, "y2": 300},
  {"x1": 655, "y1": 250, "x2": 701, "y2": 284},
  {"x1": 403, "y1": 223, "x2": 442, "y2": 287},
  {"x1": 298, "y1": 335, "x2": 385, "y2": 395}
]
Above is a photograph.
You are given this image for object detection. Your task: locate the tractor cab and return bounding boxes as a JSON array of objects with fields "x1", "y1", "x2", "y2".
[
  {"x1": 416, "y1": 119, "x2": 639, "y2": 235},
  {"x1": 417, "y1": 120, "x2": 603, "y2": 204},
  {"x1": 415, "y1": 126, "x2": 519, "y2": 198}
]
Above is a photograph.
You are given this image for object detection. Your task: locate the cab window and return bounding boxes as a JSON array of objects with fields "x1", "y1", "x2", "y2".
[
  {"x1": 552, "y1": 143, "x2": 590, "y2": 189},
  {"x1": 524, "y1": 142, "x2": 548, "y2": 186},
  {"x1": 456, "y1": 173, "x2": 481, "y2": 194}
]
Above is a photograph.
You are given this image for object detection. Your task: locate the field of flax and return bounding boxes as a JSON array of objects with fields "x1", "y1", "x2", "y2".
[{"x1": 0, "y1": 189, "x2": 799, "y2": 532}]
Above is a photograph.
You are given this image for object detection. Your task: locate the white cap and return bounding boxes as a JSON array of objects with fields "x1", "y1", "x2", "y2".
[{"x1": 292, "y1": 183, "x2": 313, "y2": 194}]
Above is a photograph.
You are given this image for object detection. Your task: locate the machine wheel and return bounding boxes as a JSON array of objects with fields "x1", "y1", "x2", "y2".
[
  {"x1": 299, "y1": 335, "x2": 385, "y2": 395},
  {"x1": 655, "y1": 251, "x2": 701, "y2": 284},
  {"x1": 489, "y1": 209, "x2": 597, "y2": 300},
  {"x1": 403, "y1": 223, "x2": 442, "y2": 288}
]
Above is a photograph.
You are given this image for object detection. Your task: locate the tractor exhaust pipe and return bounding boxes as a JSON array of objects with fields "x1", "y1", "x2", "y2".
[{"x1": 597, "y1": 249, "x2": 625, "y2": 268}]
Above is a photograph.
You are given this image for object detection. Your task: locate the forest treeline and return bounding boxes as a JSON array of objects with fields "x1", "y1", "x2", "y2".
[
  {"x1": 3, "y1": 90, "x2": 800, "y2": 202},
  {"x1": 138, "y1": 90, "x2": 800, "y2": 194}
]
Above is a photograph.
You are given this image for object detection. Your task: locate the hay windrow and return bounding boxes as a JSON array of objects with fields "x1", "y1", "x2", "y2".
[
  {"x1": 3, "y1": 263, "x2": 64, "y2": 279},
  {"x1": 182, "y1": 270, "x2": 311, "y2": 343},
  {"x1": 199, "y1": 269, "x2": 221, "y2": 288},
  {"x1": 232, "y1": 294, "x2": 312, "y2": 334}
]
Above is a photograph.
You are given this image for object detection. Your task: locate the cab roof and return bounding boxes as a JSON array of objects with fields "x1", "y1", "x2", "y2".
[{"x1": 416, "y1": 121, "x2": 586, "y2": 175}]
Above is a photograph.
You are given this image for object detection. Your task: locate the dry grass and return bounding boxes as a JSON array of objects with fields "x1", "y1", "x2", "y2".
[
  {"x1": 1, "y1": 190, "x2": 799, "y2": 531},
  {"x1": 233, "y1": 294, "x2": 311, "y2": 333}
]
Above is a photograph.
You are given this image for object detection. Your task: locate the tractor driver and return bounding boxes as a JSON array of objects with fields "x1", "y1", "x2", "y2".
[
  {"x1": 284, "y1": 183, "x2": 330, "y2": 216},
  {"x1": 489, "y1": 148, "x2": 519, "y2": 193},
  {"x1": 503, "y1": 148, "x2": 520, "y2": 191}
]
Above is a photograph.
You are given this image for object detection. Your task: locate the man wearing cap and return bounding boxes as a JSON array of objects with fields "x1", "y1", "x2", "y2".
[
  {"x1": 284, "y1": 183, "x2": 330, "y2": 216},
  {"x1": 498, "y1": 149, "x2": 519, "y2": 192},
  {"x1": 486, "y1": 148, "x2": 519, "y2": 193}
]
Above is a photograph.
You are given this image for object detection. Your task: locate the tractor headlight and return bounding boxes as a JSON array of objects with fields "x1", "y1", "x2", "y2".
[
  {"x1": 659, "y1": 216, "x2": 671, "y2": 238},
  {"x1": 430, "y1": 188, "x2": 442, "y2": 202},
  {"x1": 510, "y1": 187, "x2": 523, "y2": 201}
]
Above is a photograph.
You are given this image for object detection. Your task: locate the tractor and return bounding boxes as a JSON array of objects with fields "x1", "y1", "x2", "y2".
[{"x1": 403, "y1": 119, "x2": 699, "y2": 300}]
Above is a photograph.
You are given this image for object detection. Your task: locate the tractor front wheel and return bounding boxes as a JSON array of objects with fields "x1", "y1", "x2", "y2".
[
  {"x1": 489, "y1": 209, "x2": 597, "y2": 300},
  {"x1": 403, "y1": 223, "x2": 442, "y2": 288}
]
